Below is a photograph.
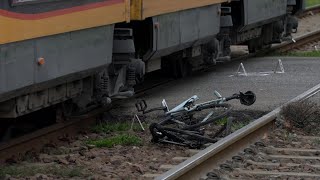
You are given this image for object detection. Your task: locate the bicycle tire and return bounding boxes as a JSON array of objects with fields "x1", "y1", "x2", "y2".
[
  {"x1": 161, "y1": 126, "x2": 217, "y2": 143},
  {"x1": 150, "y1": 123, "x2": 218, "y2": 147},
  {"x1": 149, "y1": 123, "x2": 165, "y2": 143},
  {"x1": 149, "y1": 123, "x2": 186, "y2": 144}
]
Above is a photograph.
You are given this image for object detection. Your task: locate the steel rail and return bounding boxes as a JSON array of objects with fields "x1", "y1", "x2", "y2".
[
  {"x1": 0, "y1": 118, "x2": 92, "y2": 163},
  {"x1": 228, "y1": 29, "x2": 320, "y2": 64},
  {"x1": 271, "y1": 29, "x2": 320, "y2": 53},
  {"x1": 157, "y1": 83, "x2": 320, "y2": 180},
  {"x1": 0, "y1": 105, "x2": 111, "y2": 163},
  {"x1": 299, "y1": 5, "x2": 320, "y2": 18}
]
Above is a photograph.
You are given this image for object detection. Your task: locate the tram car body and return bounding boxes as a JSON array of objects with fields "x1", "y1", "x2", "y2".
[
  {"x1": 225, "y1": 0, "x2": 303, "y2": 52},
  {"x1": 0, "y1": 0, "x2": 304, "y2": 118}
]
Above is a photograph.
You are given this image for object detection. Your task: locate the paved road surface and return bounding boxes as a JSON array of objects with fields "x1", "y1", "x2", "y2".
[{"x1": 114, "y1": 57, "x2": 320, "y2": 115}]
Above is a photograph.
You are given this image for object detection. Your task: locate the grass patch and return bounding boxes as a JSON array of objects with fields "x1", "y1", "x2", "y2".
[
  {"x1": 271, "y1": 50, "x2": 320, "y2": 57},
  {"x1": 279, "y1": 51, "x2": 320, "y2": 57},
  {"x1": 306, "y1": 0, "x2": 320, "y2": 7},
  {"x1": 216, "y1": 118, "x2": 228, "y2": 126},
  {"x1": 0, "y1": 164, "x2": 86, "y2": 178},
  {"x1": 92, "y1": 122, "x2": 146, "y2": 133},
  {"x1": 312, "y1": 138, "x2": 320, "y2": 146},
  {"x1": 281, "y1": 100, "x2": 320, "y2": 135},
  {"x1": 216, "y1": 118, "x2": 249, "y2": 132},
  {"x1": 87, "y1": 133, "x2": 142, "y2": 148},
  {"x1": 283, "y1": 132, "x2": 296, "y2": 143},
  {"x1": 231, "y1": 122, "x2": 247, "y2": 132}
]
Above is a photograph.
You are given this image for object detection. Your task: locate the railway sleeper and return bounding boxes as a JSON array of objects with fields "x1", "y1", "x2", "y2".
[
  {"x1": 203, "y1": 140, "x2": 320, "y2": 180},
  {"x1": 232, "y1": 170, "x2": 320, "y2": 179}
]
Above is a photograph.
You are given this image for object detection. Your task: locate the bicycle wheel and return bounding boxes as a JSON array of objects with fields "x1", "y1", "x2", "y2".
[
  {"x1": 150, "y1": 123, "x2": 218, "y2": 148},
  {"x1": 149, "y1": 123, "x2": 192, "y2": 145},
  {"x1": 161, "y1": 126, "x2": 217, "y2": 143}
]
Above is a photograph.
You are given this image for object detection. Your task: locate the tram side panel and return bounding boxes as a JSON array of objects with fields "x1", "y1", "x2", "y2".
[
  {"x1": 244, "y1": 0, "x2": 287, "y2": 26},
  {"x1": 0, "y1": 26, "x2": 113, "y2": 93},
  {"x1": 0, "y1": 1, "x2": 138, "y2": 118},
  {"x1": 131, "y1": 3, "x2": 232, "y2": 74},
  {"x1": 225, "y1": 0, "x2": 300, "y2": 52},
  {"x1": 0, "y1": 0, "x2": 229, "y2": 118},
  {"x1": 148, "y1": 5, "x2": 221, "y2": 59},
  {"x1": 1, "y1": 0, "x2": 303, "y2": 118}
]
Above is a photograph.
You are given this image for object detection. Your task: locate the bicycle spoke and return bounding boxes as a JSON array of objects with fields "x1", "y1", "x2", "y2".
[{"x1": 201, "y1": 111, "x2": 214, "y2": 123}]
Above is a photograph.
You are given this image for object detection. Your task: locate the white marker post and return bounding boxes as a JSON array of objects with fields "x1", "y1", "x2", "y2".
[
  {"x1": 274, "y1": 59, "x2": 285, "y2": 74},
  {"x1": 236, "y1": 63, "x2": 248, "y2": 76},
  {"x1": 131, "y1": 115, "x2": 145, "y2": 131}
]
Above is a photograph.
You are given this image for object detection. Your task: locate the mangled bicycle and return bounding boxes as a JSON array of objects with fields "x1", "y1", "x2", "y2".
[{"x1": 136, "y1": 90, "x2": 256, "y2": 148}]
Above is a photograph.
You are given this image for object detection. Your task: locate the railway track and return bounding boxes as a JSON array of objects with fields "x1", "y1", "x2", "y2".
[
  {"x1": 0, "y1": 106, "x2": 112, "y2": 163},
  {"x1": 298, "y1": 5, "x2": 320, "y2": 18},
  {"x1": 270, "y1": 5, "x2": 320, "y2": 53},
  {"x1": 156, "y1": 84, "x2": 320, "y2": 180},
  {"x1": 1, "y1": 5, "x2": 320, "y2": 165},
  {"x1": 270, "y1": 29, "x2": 320, "y2": 54}
]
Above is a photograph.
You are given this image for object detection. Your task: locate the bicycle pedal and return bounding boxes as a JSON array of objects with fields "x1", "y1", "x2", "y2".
[{"x1": 135, "y1": 100, "x2": 147, "y2": 112}]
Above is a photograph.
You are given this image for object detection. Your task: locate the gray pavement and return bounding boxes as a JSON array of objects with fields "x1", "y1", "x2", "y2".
[{"x1": 114, "y1": 57, "x2": 320, "y2": 115}]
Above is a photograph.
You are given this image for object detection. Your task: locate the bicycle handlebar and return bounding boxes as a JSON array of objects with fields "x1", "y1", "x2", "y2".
[
  {"x1": 225, "y1": 91, "x2": 256, "y2": 106},
  {"x1": 136, "y1": 91, "x2": 256, "y2": 114},
  {"x1": 225, "y1": 94, "x2": 240, "y2": 101}
]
